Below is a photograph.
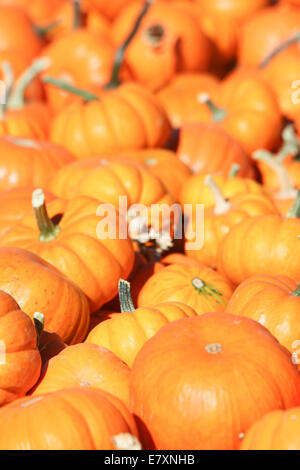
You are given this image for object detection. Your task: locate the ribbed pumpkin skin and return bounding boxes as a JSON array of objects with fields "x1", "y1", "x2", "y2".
[
  {"x1": 0, "y1": 196, "x2": 135, "y2": 312},
  {"x1": 0, "y1": 290, "x2": 41, "y2": 406},
  {"x1": 0, "y1": 248, "x2": 90, "y2": 345},
  {"x1": 0, "y1": 388, "x2": 138, "y2": 450},
  {"x1": 240, "y1": 408, "x2": 300, "y2": 450},
  {"x1": 137, "y1": 264, "x2": 234, "y2": 313},
  {"x1": 0, "y1": 102, "x2": 51, "y2": 141},
  {"x1": 32, "y1": 343, "x2": 131, "y2": 407},
  {"x1": 50, "y1": 83, "x2": 171, "y2": 159},
  {"x1": 225, "y1": 274, "x2": 300, "y2": 359},
  {"x1": 185, "y1": 192, "x2": 279, "y2": 268},
  {"x1": 217, "y1": 215, "x2": 300, "y2": 285},
  {"x1": 130, "y1": 313, "x2": 300, "y2": 450},
  {"x1": 177, "y1": 123, "x2": 254, "y2": 177},
  {"x1": 86, "y1": 302, "x2": 197, "y2": 367},
  {"x1": 0, "y1": 137, "x2": 75, "y2": 192}
]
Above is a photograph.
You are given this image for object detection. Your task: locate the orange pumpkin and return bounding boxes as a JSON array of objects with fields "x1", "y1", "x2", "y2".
[
  {"x1": 0, "y1": 290, "x2": 41, "y2": 406},
  {"x1": 217, "y1": 193, "x2": 300, "y2": 285},
  {"x1": 239, "y1": 407, "x2": 300, "y2": 450},
  {"x1": 198, "y1": 74, "x2": 283, "y2": 154},
  {"x1": 131, "y1": 312, "x2": 300, "y2": 450},
  {"x1": 0, "y1": 190, "x2": 135, "y2": 312},
  {"x1": 86, "y1": 279, "x2": 197, "y2": 367},
  {"x1": 185, "y1": 175, "x2": 279, "y2": 268},
  {"x1": 225, "y1": 274, "x2": 300, "y2": 363},
  {"x1": 0, "y1": 247, "x2": 90, "y2": 344},
  {"x1": 112, "y1": 0, "x2": 212, "y2": 91},
  {"x1": 237, "y1": 3, "x2": 300, "y2": 68},
  {"x1": 137, "y1": 264, "x2": 234, "y2": 312},
  {"x1": 196, "y1": 0, "x2": 271, "y2": 63},
  {"x1": 0, "y1": 6, "x2": 43, "y2": 62},
  {"x1": 32, "y1": 343, "x2": 131, "y2": 406},
  {"x1": 0, "y1": 388, "x2": 139, "y2": 450},
  {"x1": 91, "y1": 0, "x2": 131, "y2": 20},
  {"x1": 157, "y1": 73, "x2": 220, "y2": 128},
  {"x1": 0, "y1": 136, "x2": 75, "y2": 192},
  {"x1": 177, "y1": 122, "x2": 255, "y2": 177}
]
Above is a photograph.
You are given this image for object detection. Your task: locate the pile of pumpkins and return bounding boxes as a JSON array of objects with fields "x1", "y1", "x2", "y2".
[{"x1": 0, "y1": 0, "x2": 300, "y2": 450}]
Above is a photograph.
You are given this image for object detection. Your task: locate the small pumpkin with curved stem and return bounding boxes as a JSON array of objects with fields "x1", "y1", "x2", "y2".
[
  {"x1": 0, "y1": 290, "x2": 41, "y2": 406},
  {"x1": 157, "y1": 73, "x2": 220, "y2": 128},
  {"x1": 86, "y1": 279, "x2": 198, "y2": 367},
  {"x1": 198, "y1": 74, "x2": 282, "y2": 154},
  {"x1": 177, "y1": 122, "x2": 255, "y2": 177},
  {"x1": 225, "y1": 274, "x2": 300, "y2": 363},
  {"x1": 253, "y1": 125, "x2": 300, "y2": 214},
  {"x1": 112, "y1": 0, "x2": 212, "y2": 92},
  {"x1": 0, "y1": 387, "x2": 139, "y2": 450},
  {"x1": 130, "y1": 312, "x2": 300, "y2": 450},
  {"x1": 185, "y1": 175, "x2": 279, "y2": 268},
  {"x1": 0, "y1": 135, "x2": 75, "y2": 192},
  {"x1": 31, "y1": 343, "x2": 131, "y2": 406},
  {"x1": 217, "y1": 192, "x2": 300, "y2": 285},
  {"x1": 137, "y1": 264, "x2": 234, "y2": 313},
  {"x1": 0, "y1": 247, "x2": 90, "y2": 345},
  {"x1": 0, "y1": 189, "x2": 135, "y2": 312},
  {"x1": 239, "y1": 407, "x2": 300, "y2": 450},
  {"x1": 0, "y1": 58, "x2": 52, "y2": 140},
  {"x1": 180, "y1": 168, "x2": 267, "y2": 208}
]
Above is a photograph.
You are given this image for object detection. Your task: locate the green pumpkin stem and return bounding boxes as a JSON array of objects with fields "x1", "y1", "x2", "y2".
[
  {"x1": 192, "y1": 278, "x2": 226, "y2": 308},
  {"x1": 33, "y1": 312, "x2": 44, "y2": 347},
  {"x1": 198, "y1": 93, "x2": 227, "y2": 123},
  {"x1": 32, "y1": 189, "x2": 61, "y2": 242},
  {"x1": 42, "y1": 76, "x2": 99, "y2": 102},
  {"x1": 276, "y1": 124, "x2": 300, "y2": 164},
  {"x1": 205, "y1": 175, "x2": 231, "y2": 215},
  {"x1": 0, "y1": 62, "x2": 14, "y2": 118},
  {"x1": 73, "y1": 0, "x2": 83, "y2": 29},
  {"x1": 259, "y1": 31, "x2": 300, "y2": 69},
  {"x1": 34, "y1": 21, "x2": 60, "y2": 37},
  {"x1": 7, "y1": 57, "x2": 50, "y2": 110},
  {"x1": 291, "y1": 285, "x2": 300, "y2": 297},
  {"x1": 252, "y1": 149, "x2": 297, "y2": 200},
  {"x1": 229, "y1": 163, "x2": 241, "y2": 178},
  {"x1": 105, "y1": 0, "x2": 153, "y2": 89},
  {"x1": 287, "y1": 190, "x2": 300, "y2": 218},
  {"x1": 118, "y1": 279, "x2": 135, "y2": 313}
]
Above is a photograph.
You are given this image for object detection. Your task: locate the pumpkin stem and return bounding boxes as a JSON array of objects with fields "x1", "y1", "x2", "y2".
[
  {"x1": 291, "y1": 284, "x2": 300, "y2": 297},
  {"x1": 259, "y1": 31, "x2": 300, "y2": 68},
  {"x1": 73, "y1": 0, "x2": 83, "y2": 29},
  {"x1": 192, "y1": 277, "x2": 226, "y2": 308},
  {"x1": 229, "y1": 163, "x2": 241, "y2": 178},
  {"x1": 276, "y1": 124, "x2": 300, "y2": 164},
  {"x1": 145, "y1": 24, "x2": 165, "y2": 47},
  {"x1": 105, "y1": 0, "x2": 154, "y2": 89},
  {"x1": 253, "y1": 149, "x2": 297, "y2": 200},
  {"x1": 42, "y1": 76, "x2": 99, "y2": 103},
  {"x1": 198, "y1": 93, "x2": 227, "y2": 123},
  {"x1": 204, "y1": 175, "x2": 231, "y2": 215},
  {"x1": 0, "y1": 62, "x2": 14, "y2": 119},
  {"x1": 34, "y1": 21, "x2": 60, "y2": 37},
  {"x1": 32, "y1": 189, "x2": 61, "y2": 242},
  {"x1": 33, "y1": 312, "x2": 44, "y2": 348},
  {"x1": 112, "y1": 433, "x2": 142, "y2": 450},
  {"x1": 118, "y1": 279, "x2": 135, "y2": 313},
  {"x1": 7, "y1": 57, "x2": 50, "y2": 110},
  {"x1": 287, "y1": 190, "x2": 300, "y2": 218}
]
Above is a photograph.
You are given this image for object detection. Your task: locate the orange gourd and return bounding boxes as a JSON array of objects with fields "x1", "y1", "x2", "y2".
[{"x1": 0, "y1": 290, "x2": 41, "y2": 406}]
